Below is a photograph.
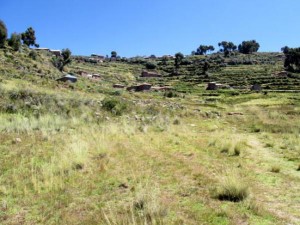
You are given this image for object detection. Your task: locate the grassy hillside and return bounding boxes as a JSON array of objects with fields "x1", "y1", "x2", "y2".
[{"x1": 0, "y1": 47, "x2": 300, "y2": 225}]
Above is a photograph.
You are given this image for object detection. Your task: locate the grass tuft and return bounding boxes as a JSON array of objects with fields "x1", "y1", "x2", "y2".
[
  {"x1": 270, "y1": 166, "x2": 280, "y2": 173},
  {"x1": 212, "y1": 176, "x2": 249, "y2": 202}
]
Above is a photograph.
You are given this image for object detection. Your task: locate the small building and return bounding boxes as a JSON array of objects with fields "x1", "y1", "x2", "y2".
[
  {"x1": 90, "y1": 54, "x2": 104, "y2": 63},
  {"x1": 206, "y1": 82, "x2": 228, "y2": 90},
  {"x1": 34, "y1": 48, "x2": 50, "y2": 52},
  {"x1": 141, "y1": 71, "x2": 162, "y2": 78},
  {"x1": 91, "y1": 54, "x2": 105, "y2": 59},
  {"x1": 50, "y1": 50, "x2": 62, "y2": 57},
  {"x1": 251, "y1": 84, "x2": 262, "y2": 91},
  {"x1": 127, "y1": 83, "x2": 152, "y2": 92},
  {"x1": 136, "y1": 83, "x2": 152, "y2": 91},
  {"x1": 56, "y1": 74, "x2": 77, "y2": 83}
]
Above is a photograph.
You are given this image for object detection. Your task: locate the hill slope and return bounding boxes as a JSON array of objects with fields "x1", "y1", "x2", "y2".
[{"x1": 0, "y1": 47, "x2": 300, "y2": 225}]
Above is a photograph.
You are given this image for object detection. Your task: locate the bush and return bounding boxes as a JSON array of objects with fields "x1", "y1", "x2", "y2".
[
  {"x1": 102, "y1": 97, "x2": 128, "y2": 116},
  {"x1": 7, "y1": 33, "x2": 21, "y2": 51},
  {"x1": 29, "y1": 50, "x2": 38, "y2": 60},
  {"x1": 164, "y1": 91, "x2": 178, "y2": 98},
  {"x1": 145, "y1": 61, "x2": 157, "y2": 69}
]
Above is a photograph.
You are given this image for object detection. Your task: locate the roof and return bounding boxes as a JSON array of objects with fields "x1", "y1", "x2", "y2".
[
  {"x1": 64, "y1": 74, "x2": 77, "y2": 79},
  {"x1": 34, "y1": 48, "x2": 50, "y2": 51}
]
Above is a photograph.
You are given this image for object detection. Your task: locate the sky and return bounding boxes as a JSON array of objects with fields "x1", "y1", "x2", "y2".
[{"x1": 0, "y1": 0, "x2": 299, "y2": 57}]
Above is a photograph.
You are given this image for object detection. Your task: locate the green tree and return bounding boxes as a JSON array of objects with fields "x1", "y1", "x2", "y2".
[
  {"x1": 281, "y1": 46, "x2": 290, "y2": 54},
  {"x1": 7, "y1": 33, "x2": 21, "y2": 51},
  {"x1": 218, "y1": 41, "x2": 237, "y2": 57},
  {"x1": 238, "y1": 40, "x2": 260, "y2": 54},
  {"x1": 196, "y1": 45, "x2": 215, "y2": 55},
  {"x1": 62, "y1": 48, "x2": 72, "y2": 64},
  {"x1": 283, "y1": 47, "x2": 300, "y2": 72},
  {"x1": 21, "y1": 27, "x2": 38, "y2": 47},
  {"x1": 0, "y1": 20, "x2": 7, "y2": 48},
  {"x1": 111, "y1": 51, "x2": 117, "y2": 58},
  {"x1": 175, "y1": 52, "x2": 184, "y2": 68},
  {"x1": 52, "y1": 48, "x2": 72, "y2": 71}
]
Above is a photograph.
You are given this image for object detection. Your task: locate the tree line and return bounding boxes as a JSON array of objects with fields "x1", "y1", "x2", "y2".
[
  {"x1": 0, "y1": 20, "x2": 71, "y2": 72},
  {"x1": 192, "y1": 40, "x2": 260, "y2": 56},
  {"x1": 0, "y1": 20, "x2": 38, "y2": 50}
]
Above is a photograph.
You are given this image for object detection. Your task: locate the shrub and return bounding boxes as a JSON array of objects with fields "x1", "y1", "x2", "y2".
[
  {"x1": 102, "y1": 97, "x2": 128, "y2": 116},
  {"x1": 212, "y1": 176, "x2": 249, "y2": 202},
  {"x1": 164, "y1": 91, "x2": 178, "y2": 98},
  {"x1": 29, "y1": 50, "x2": 38, "y2": 60},
  {"x1": 7, "y1": 33, "x2": 21, "y2": 51},
  {"x1": 145, "y1": 61, "x2": 157, "y2": 69}
]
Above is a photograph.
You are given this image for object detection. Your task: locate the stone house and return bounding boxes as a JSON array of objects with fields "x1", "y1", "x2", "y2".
[{"x1": 141, "y1": 71, "x2": 162, "y2": 78}]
